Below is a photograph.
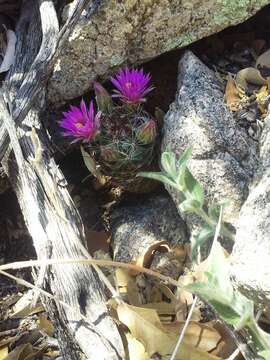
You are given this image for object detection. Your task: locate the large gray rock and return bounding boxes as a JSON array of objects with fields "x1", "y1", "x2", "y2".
[
  {"x1": 111, "y1": 195, "x2": 188, "y2": 263},
  {"x1": 48, "y1": 0, "x2": 270, "y2": 106},
  {"x1": 230, "y1": 116, "x2": 270, "y2": 306},
  {"x1": 162, "y1": 51, "x2": 257, "y2": 226}
]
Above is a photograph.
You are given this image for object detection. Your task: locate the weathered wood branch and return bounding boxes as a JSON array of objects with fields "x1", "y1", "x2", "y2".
[
  {"x1": 0, "y1": 1, "x2": 124, "y2": 359},
  {"x1": 0, "y1": 0, "x2": 102, "y2": 160}
]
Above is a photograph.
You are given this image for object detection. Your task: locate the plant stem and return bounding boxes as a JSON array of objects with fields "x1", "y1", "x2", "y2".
[
  {"x1": 247, "y1": 318, "x2": 270, "y2": 355},
  {"x1": 194, "y1": 207, "x2": 234, "y2": 241}
]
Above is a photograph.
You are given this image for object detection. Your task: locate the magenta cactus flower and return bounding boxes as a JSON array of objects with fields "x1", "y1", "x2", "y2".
[
  {"x1": 60, "y1": 99, "x2": 101, "y2": 142},
  {"x1": 111, "y1": 67, "x2": 154, "y2": 104}
]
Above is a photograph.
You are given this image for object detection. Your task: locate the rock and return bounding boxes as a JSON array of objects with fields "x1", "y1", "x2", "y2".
[
  {"x1": 230, "y1": 116, "x2": 270, "y2": 307},
  {"x1": 162, "y1": 51, "x2": 257, "y2": 226},
  {"x1": 48, "y1": 0, "x2": 269, "y2": 106},
  {"x1": 111, "y1": 195, "x2": 188, "y2": 263},
  {"x1": 231, "y1": 172, "x2": 270, "y2": 306}
]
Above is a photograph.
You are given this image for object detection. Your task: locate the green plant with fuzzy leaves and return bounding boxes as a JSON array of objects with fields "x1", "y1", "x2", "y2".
[
  {"x1": 139, "y1": 147, "x2": 233, "y2": 262},
  {"x1": 139, "y1": 148, "x2": 270, "y2": 359}
]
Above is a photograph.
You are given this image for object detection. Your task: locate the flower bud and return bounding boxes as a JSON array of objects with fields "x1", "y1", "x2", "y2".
[
  {"x1": 100, "y1": 145, "x2": 118, "y2": 162},
  {"x1": 93, "y1": 81, "x2": 113, "y2": 113},
  {"x1": 136, "y1": 119, "x2": 156, "y2": 144}
]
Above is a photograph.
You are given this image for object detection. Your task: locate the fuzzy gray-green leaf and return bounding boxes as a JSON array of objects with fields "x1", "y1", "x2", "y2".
[
  {"x1": 181, "y1": 167, "x2": 204, "y2": 207},
  {"x1": 191, "y1": 225, "x2": 214, "y2": 263},
  {"x1": 161, "y1": 151, "x2": 177, "y2": 177},
  {"x1": 138, "y1": 171, "x2": 177, "y2": 189}
]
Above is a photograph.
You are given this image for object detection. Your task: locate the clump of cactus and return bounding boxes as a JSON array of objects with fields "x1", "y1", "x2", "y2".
[{"x1": 60, "y1": 67, "x2": 157, "y2": 190}]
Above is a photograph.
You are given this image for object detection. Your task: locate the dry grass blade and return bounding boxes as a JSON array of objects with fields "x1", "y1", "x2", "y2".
[
  {"x1": 170, "y1": 296, "x2": 198, "y2": 360},
  {"x1": 0, "y1": 258, "x2": 180, "y2": 287},
  {"x1": 170, "y1": 206, "x2": 224, "y2": 360}
]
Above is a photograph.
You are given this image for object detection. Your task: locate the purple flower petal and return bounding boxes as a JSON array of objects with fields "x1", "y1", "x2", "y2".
[
  {"x1": 110, "y1": 67, "x2": 153, "y2": 104},
  {"x1": 60, "y1": 99, "x2": 100, "y2": 143}
]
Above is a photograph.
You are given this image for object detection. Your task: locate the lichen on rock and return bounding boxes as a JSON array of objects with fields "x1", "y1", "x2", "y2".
[{"x1": 48, "y1": 0, "x2": 269, "y2": 106}]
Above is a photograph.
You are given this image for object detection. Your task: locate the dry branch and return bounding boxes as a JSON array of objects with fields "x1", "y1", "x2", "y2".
[{"x1": 0, "y1": 0, "x2": 124, "y2": 359}]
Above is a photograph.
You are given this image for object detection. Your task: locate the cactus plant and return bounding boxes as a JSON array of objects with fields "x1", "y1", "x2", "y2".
[{"x1": 60, "y1": 67, "x2": 158, "y2": 192}]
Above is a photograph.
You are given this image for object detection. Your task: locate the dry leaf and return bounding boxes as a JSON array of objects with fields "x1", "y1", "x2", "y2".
[
  {"x1": 176, "y1": 274, "x2": 201, "y2": 322},
  {"x1": 4, "y1": 343, "x2": 41, "y2": 360},
  {"x1": 163, "y1": 321, "x2": 221, "y2": 353},
  {"x1": 135, "y1": 241, "x2": 170, "y2": 271},
  {"x1": 235, "y1": 68, "x2": 266, "y2": 91},
  {"x1": 117, "y1": 303, "x2": 220, "y2": 359},
  {"x1": 224, "y1": 75, "x2": 241, "y2": 111},
  {"x1": 43, "y1": 350, "x2": 60, "y2": 357},
  {"x1": 38, "y1": 314, "x2": 54, "y2": 336},
  {"x1": 256, "y1": 49, "x2": 270, "y2": 69},
  {"x1": 126, "y1": 333, "x2": 148, "y2": 360},
  {"x1": 0, "y1": 338, "x2": 16, "y2": 349},
  {"x1": 10, "y1": 291, "x2": 44, "y2": 318},
  {"x1": 252, "y1": 39, "x2": 266, "y2": 55},
  {"x1": 0, "y1": 346, "x2": 8, "y2": 360},
  {"x1": 115, "y1": 268, "x2": 141, "y2": 306},
  {"x1": 147, "y1": 284, "x2": 179, "y2": 321},
  {"x1": 142, "y1": 302, "x2": 176, "y2": 317},
  {"x1": 212, "y1": 321, "x2": 240, "y2": 358},
  {"x1": 255, "y1": 85, "x2": 269, "y2": 115}
]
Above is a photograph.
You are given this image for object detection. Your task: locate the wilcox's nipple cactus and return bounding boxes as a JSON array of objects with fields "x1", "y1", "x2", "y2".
[
  {"x1": 60, "y1": 99, "x2": 101, "y2": 143},
  {"x1": 60, "y1": 67, "x2": 157, "y2": 192}
]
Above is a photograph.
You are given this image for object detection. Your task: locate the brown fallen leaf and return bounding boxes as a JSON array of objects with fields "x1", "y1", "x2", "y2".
[
  {"x1": 135, "y1": 241, "x2": 170, "y2": 270},
  {"x1": 10, "y1": 291, "x2": 44, "y2": 319},
  {"x1": 115, "y1": 268, "x2": 141, "y2": 306},
  {"x1": 176, "y1": 274, "x2": 201, "y2": 322},
  {"x1": 252, "y1": 39, "x2": 266, "y2": 56},
  {"x1": 256, "y1": 49, "x2": 270, "y2": 69},
  {"x1": 224, "y1": 75, "x2": 242, "y2": 111},
  {"x1": 38, "y1": 314, "x2": 54, "y2": 336},
  {"x1": 163, "y1": 321, "x2": 221, "y2": 353},
  {"x1": 0, "y1": 338, "x2": 16, "y2": 349},
  {"x1": 43, "y1": 350, "x2": 60, "y2": 357},
  {"x1": 0, "y1": 346, "x2": 8, "y2": 360},
  {"x1": 255, "y1": 85, "x2": 269, "y2": 115},
  {"x1": 235, "y1": 68, "x2": 266, "y2": 91},
  {"x1": 126, "y1": 333, "x2": 148, "y2": 360},
  {"x1": 117, "y1": 303, "x2": 220, "y2": 359},
  {"x1": 3, "y1": 343, "x2": 42, "y2": 360},
  {"x1": 212, "y1": 321, "x2": 241, "y2": 359}
]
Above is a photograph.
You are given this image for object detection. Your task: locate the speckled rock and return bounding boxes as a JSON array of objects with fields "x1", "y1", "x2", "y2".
[
  {"x1": 111, "y1": 195, "x2": 188, "y2": 263},
  {"x1": 162, "y1": 51, "x2": 258, "y2": 226},
  {"x1": 48, "y1": 0, "x2": 270, "y2": 106},
  {"x1": 230, "y1": 116, "x2": 270, "y2": 307}
]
